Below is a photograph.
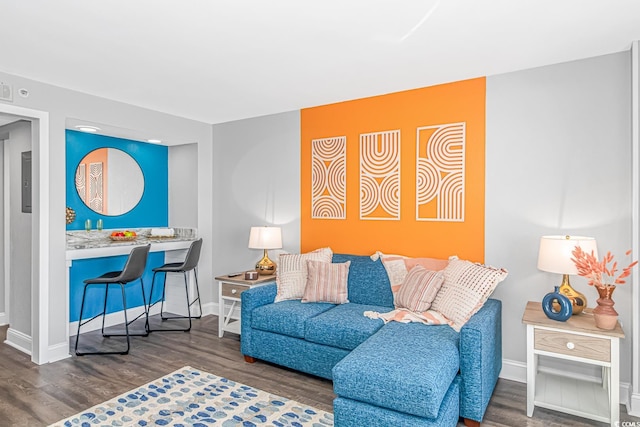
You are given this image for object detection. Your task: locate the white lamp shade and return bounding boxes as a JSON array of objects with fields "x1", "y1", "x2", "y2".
[
  {"x1": 537, "y1": 235, "x2": 598, "y2": 275},
  {"x1": 248, "y1": 226, "x2": 282, "y2": 250}
]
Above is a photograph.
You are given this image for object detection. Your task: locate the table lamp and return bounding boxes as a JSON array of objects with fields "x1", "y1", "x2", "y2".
[
  {"x1": 537, "y1": 235, "x2": 598, "y2": 315},
  {"x1": 248, "y1": 226, "x2": 282, "y2": 275}
]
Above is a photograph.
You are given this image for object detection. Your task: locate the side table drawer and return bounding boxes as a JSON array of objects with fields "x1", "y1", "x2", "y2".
[
  {"x1": 221, "y1": 282, "x2": 249, "y2": 299},
  {"x1": 534, "y1": 328, "x2": 610, "y2": 362}
]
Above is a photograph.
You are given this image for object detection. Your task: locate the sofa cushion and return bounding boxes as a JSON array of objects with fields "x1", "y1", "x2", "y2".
[
  {"x1": 333, "y1": 322, "x2": 460, "y2": 419},
  {"x1": 302, "y1": 260, "x2": 350, "y2": 304},
  {"x1": 305, "y1": 303, "x2": 388, "y2": 351},
  {"x1": 252, "y1": 300, "x2": 335, "y2": 339},
  {"x1": 333, "y1": 254, "x2": 394, "y2": 307}
]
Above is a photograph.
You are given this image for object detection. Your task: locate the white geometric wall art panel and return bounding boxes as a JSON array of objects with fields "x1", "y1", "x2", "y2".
[
  {"x1": 416, "y1": 122, "x2": 465, "y2": 222},
  {"x1": 360, "y1": 130, "x2": 401, "y2": 220},
  {"x1": 89, "y1": 162, "x2": 104, "y2": 213},
  {"x1": 76, "y1": 164, "x2": 86, "y2": 203},
  {"x1": 311, "y1": 137, "x2": 346, "y2": 219}
]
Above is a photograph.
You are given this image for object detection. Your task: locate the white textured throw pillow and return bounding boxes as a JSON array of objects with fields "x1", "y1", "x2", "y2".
[
  {"x1": 431, "y1": 256, "x2": 508, "y2": 332},
  {"x1": 275, "y1": 247, "x2": 333, "y2": 302}
]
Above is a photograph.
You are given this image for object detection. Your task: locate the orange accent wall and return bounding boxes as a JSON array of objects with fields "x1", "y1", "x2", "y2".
[{"x1": 301, "y1": 77, "x2": 486, "y2": 262}]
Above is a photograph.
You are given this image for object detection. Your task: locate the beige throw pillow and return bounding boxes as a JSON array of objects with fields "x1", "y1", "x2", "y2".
[
  {"x1": 275, "y1": 247, "x2": 333, "y2": 302},
  {"x1": 431, "y1": 256, "x2": 508, "y2": 332},
  {"x1": 302, "y1": 260, "x2": 350, "y2": 304}
]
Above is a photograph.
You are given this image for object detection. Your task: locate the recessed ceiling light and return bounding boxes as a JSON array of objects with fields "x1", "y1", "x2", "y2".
[
  {"x1": 147, "y1": 139, "x2": 162, "y2": 143},
  {"x1": 75, "y1": 125, "x2": 101, "y2": 133}
]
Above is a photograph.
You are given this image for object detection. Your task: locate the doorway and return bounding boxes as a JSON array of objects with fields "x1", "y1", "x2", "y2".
[
  {"x1": 0, "y1": 103, "x2": 50, "y2": 365},
  {"x1": 0, "y1": 120, "x2": 33, "y2": 354}
]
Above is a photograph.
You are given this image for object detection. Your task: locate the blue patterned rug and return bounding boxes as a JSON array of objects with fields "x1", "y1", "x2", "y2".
[{"x1": 50, "y1": 366, "x2": 334, "y2": 427}]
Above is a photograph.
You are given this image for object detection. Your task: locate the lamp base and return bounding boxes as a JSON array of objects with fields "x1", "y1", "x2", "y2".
[
  {"x1": 556, "y1": 274, "x2": 587, "y2": 315},
  {"x1": 255, "y1": 249, "x2": 276, "y2": 275}
]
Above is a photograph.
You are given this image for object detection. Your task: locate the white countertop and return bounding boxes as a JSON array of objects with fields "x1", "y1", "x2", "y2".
[{"x1": 66, "y1": 228, "x2": 197, "y2": 260}]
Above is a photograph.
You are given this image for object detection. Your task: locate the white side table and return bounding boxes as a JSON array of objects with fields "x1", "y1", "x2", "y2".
[
  {"x1": 522, "y1": 301, "x2": 624, "y2": 426},
  {"x1": 216, "y1": 273, "x2": 275, "y2": 338}
]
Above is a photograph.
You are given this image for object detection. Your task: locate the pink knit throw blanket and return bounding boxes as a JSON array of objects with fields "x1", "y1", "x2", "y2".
[{"x1": 364, "y1": 308, "x2": 452, "y2": 326}]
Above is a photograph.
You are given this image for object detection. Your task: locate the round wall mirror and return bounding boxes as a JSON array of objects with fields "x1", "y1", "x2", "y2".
[{"x1": 75, "y1": 148, "x2": 144, "y2": 216}]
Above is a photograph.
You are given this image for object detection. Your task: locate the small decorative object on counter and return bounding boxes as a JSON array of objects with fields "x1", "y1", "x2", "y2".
[
  {"x1": 541, "y1": 286, "x2": 573, "y2": 321},
  {"x1": 572, "y1": 246, "x2": 638, "y2": 330},
  {"x1": 65, "y1": 207, "x2": 76, "y2": 225},
  {"x1": 84, "y1": 219, "x2": 91, "y2": 232},
  {"x1": 245, "y1": 271, "x2": 258, "y2": 280},
  {"x1": 109, "y1": 230, "x2": 137, "y2": 241},
  {"x1": 96, "y1": 219, "x2": 103, "y2": 231}
]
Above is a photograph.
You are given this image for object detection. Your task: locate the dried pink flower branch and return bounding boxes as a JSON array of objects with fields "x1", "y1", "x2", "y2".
[{"x1": 571, "y1": 246, "x2": 638, "y2": 289}]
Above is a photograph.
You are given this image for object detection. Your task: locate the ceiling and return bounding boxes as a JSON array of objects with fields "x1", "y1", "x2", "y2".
[{"x1": 1, "y1": 1, "x2": 640, "y2": 125}]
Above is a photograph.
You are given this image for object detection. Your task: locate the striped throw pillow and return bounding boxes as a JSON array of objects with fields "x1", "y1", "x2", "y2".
[
  {"x1": 275, "y1": 247, "x2": 333, "y2": 302},
  {"x1": 302, "y1": 260, "x2": 351, "y2": 304},
  {"x1": 395, "y1": 265, "x2": 445, "y2": 312}
]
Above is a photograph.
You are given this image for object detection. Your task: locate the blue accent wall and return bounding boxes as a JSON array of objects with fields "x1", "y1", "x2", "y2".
[{"x1": 66, "y1": 130, "x2": 169, "y2": 230}]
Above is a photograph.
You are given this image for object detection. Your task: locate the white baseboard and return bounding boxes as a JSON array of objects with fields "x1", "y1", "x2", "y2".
[
  {"x1": 47, "y1": 342, "x2": 71, "y2": 363},
  {"x1": 205, "y1": 301, "x2": 240, "y2": 319},
  {"x1": 69, "y1": 305, "x2": 159, "y2": 337},
  {"x1": 500, "y1": 358, "x2": 526, "y2": 383},
  {"x1": 0, "y1": 311, "x2": 7, "y2": 326},
  {"x1": 202, "y1": 302, "x2": 217, "y2": 317},
  {"x1": 628, "y1": 391, "x2": 640, "y2": 416},
  {"x1": 500, "y1": 358, "x2": 631, "y2": 406},
  {"x1": 4, "y1": 327, "x2": 31, "y2": 355},
  {"x1": 68, "y1": 301, "x2": 222, "y2": 337}
]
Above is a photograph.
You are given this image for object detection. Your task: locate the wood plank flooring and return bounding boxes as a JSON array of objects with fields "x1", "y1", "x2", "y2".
[{"x1": 0, "y1": 316, "x2": 638, "y2": 426}]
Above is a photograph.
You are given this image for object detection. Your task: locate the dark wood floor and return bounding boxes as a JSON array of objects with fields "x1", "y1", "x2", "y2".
[{"x1": 0, "y1": 316, "x2": 638, "y2": 426}]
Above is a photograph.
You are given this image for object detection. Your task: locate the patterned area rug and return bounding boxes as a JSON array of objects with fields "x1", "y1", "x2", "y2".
[{"x1": 50, "y1": 366, "x2": 334, "y2": 427}]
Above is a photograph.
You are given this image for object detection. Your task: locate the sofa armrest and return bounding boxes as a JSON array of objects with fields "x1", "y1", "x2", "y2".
[
  {"x1": 459, "y1": 298, "x2": 502, "y2": 423},
  {"x1": 240, "y1": 283, "x2": 277, "y2": 356}
]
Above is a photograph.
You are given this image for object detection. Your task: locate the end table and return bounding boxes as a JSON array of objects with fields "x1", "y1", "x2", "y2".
[
  {"x1": 216, "y1": 273, "x2": 275, "y2": 338},
  {"x1": 522, "y1": 301, "x2": 624, "y2": 426}
]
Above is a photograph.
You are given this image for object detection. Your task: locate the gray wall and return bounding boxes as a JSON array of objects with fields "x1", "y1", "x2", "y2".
[
  {"x1": 169, "y1": 143, "x2": 198, "y2": 228},
  {"x1": 486, "y1": 51, "x2": 633, "y2": 382},
  {"x1": 212, "y1": 111, "x2": 300, "y2": 278},
  {"x1": 5, "y1": 121, "x2": 32, "y2": 336}
]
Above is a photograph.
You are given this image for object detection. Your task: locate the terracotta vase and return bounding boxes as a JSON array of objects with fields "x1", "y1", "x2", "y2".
[{"x1": 593, "y1": 285, "x2": 618, "y2": 330}]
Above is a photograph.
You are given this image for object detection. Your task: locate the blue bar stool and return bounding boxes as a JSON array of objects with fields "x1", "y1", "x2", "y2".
[
  {"x1": 75, "y1": 244, "x2": 150, "y2": 356},
  {"x1": 146, "y1": 238, "x2": 203, "y2": 332}
]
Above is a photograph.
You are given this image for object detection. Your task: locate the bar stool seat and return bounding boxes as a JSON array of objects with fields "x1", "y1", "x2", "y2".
[
  {"x1": 75, "y1": 244, "x2": 150, "y2": 356},
  {"x1": 147, "y1": 238, "x2": 203, "y2": 332}
]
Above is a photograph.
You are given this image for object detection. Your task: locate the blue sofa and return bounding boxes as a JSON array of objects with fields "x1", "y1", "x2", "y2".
[{"x1": 241, "y1": 254, "x2": 502, "y2": 426}]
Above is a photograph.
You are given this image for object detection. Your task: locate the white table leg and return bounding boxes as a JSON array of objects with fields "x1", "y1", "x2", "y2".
[
  {"x1": 610, "y1": 338, "x2": 620, "y2": 427},
  {"x1": 526, "y1": 325, "x2": 535, "y2": 417},
  {"x1": 218, "y1": 280, "x2": 224, "y2": 338}
]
